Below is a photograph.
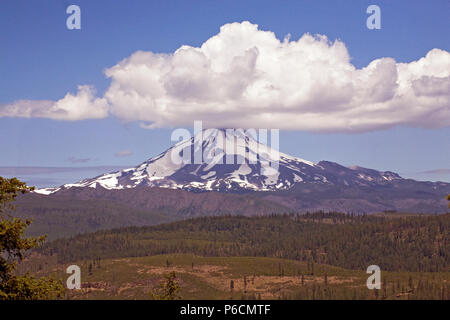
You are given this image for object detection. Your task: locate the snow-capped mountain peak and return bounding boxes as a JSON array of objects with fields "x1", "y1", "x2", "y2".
[{"x1": 35, "y1": 128, "x2": 402, "y2": 195}]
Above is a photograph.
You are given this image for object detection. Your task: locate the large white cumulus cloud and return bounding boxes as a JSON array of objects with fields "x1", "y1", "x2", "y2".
[{"x1": 2, "y1": 21, "x2": 449, "y2": 132}]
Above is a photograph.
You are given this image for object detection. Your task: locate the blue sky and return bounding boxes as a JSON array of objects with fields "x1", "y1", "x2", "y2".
[{"x1": 0, "y1": 0, "x2": 449, "y2": 187}]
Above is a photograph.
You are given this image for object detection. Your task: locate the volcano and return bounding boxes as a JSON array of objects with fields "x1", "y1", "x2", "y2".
[
  {"x1": 35, "y1": 128, "x2": 409, "y2": 195},
  {"x1": 32, "y1": 128, "x2": 450, "y2": 213}
]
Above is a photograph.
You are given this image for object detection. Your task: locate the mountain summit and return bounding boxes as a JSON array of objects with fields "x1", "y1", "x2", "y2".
[{"x1": 36, "y1": 129, "x2": 405, "y2": 194}]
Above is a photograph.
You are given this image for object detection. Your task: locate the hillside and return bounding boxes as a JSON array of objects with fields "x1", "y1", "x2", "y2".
[
  {"x1": 13, "y1": 182, "x2": 449, "y2": 242},
  {"x1": 14, "y1": 189, "x2": 290, "y2": 240},
  {"x1": 16, "y1": 211, "x2": 449, "y2": 300},
  {"x1": 21, "y1": 254, "x2": 449, "y2": 300},
  {"x1": 38, "y1": 212, "x2": 450, "y2": 272}
]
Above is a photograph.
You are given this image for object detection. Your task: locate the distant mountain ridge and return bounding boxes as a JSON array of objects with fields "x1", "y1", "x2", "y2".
[{"x1": 36, "y1": 129, "x2": 407, "y2": 194}]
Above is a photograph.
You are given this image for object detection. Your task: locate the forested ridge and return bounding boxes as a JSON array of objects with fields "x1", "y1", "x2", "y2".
[{"x1": 40, "y1": 212, "x2": 449, "y2": 272}]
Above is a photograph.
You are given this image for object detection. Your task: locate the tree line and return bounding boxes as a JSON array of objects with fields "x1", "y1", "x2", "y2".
[{"x1": 40, "y1": 211, "x2": 449, "y2": 272}]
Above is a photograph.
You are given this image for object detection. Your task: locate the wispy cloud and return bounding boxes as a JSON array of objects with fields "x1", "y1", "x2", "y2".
[
  {"x1": 66, "y1": 156, "x2": 91, "y2": 164},
  {"x1": 114, "y1": 150, "x2": 133, "y2": 157},
  {"x1": 0, "y1": 166, "x2": 130, "y2": 175},
  {"x1": 418, "y1": 169, "x2": 450, "y2": 175},
  {"x1": 0, "y1": 166, "x2": 132, "y2": 188}
]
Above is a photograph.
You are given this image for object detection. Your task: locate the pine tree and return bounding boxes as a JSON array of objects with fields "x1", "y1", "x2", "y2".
[
  {"x1": 150, "y1": 272, "x2": 181, "y2": 300},
  {"x1": 0, "y1": 177, "x2": 64, "y2": 300},
  {"x1": 230, "y1": 279, "x2": 234, "y2": 298},
  {"x1": 243, "y1": 276, "x2": 247, "y2": 293},
  {"x1": 408, "y1": 276, "x2": 414, "y2": 293}
]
